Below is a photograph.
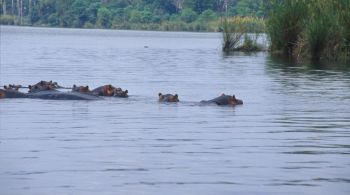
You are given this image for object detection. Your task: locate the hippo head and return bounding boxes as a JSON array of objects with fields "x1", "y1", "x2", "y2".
[
  {"x1": 228, "y1": 94, "x2": 243, "y2": 105},
  {"x1": 4, "y1": 84, "x2": 21, "y2": 91},
  {"x1": 29, "y1": 80, "x2": 59, "y2": 92},
  {"x1": 102, "y1": 85, "x2": 115, "y2": 96},
  {"x1": 72, "y1": 85, "x2": 90, "y2": 93},
  {"x1": 113, "y1": 88, "x2": 128, "y2": 98},
  {"x1": 158, "y1": 93, "x2": 179, "y2": 102}
]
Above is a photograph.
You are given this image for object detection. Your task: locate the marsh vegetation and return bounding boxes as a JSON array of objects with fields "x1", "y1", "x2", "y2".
[{"x1": 266, "y1": 0, "x2": 350, "y2": 62}]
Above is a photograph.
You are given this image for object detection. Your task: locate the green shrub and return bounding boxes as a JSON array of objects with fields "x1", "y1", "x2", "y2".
[
  {"x1": 0, "y1": 14, "x2": 15, "y2": 25},
  {"x1": 221, "y1": 17, "x2": 265, "y2": 52}
]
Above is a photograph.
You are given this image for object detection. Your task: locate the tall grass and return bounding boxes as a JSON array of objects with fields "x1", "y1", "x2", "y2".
[
  {"x1": 266, "y1": 0, "x2": 350, "y2": 62},
  {"x1": 222, "y1": 17, "x2": 265, "y2": 52},
  {"x1": 266, "y1": 0, "x2": 307, "y2": 57}
]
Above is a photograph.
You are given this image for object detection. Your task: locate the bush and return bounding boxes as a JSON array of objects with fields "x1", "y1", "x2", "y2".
[
  {"x1": 97, "y1": 7, "x2": 112, "y2": 28},
  {"x1": 180, "y1": 8, "x2": 197, "y2": 23},
  {"x1": 222, "y1": 17, "x2": 265, "y2": 52},
  {"x1": 0, "y1": 15, "x2": 15, "y2": 25}
]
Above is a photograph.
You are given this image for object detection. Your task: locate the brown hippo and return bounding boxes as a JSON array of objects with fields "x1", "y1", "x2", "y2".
[
  {"x1": 91, "y1": 85, "x2": 115, "y2": 96},
  {"x1": 26, "y1": 81, "x2": 100, "y2": 100},
  {"x1": 158, "y1": 93, "x2": 179, "y2": 102},
  {"x1": 91, "y1": 85, "x2": 128, "y2": 97},
  {"x1": 113, "y1": 87, "x2": 128, "y2": 98},
  {"x1": 200, "y1": 94, "x2": 243, "y2": 106},
  {"x1": 72, "y1": 85, "x2": 91, "y2": 93},
  {"x1": 28, "y1": 80, "x2": 61, "y2": 93},
  {"x1": 0, "y1": 85, "x2": 27, "y2": 98}
]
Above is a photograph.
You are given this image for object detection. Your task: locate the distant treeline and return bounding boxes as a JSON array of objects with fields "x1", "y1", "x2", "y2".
[{"x1": 0, "y1": 0, "x2": 266, "y2": 31}]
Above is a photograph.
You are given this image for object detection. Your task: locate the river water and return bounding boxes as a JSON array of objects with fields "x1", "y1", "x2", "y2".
[{"x1": 1, "y1": 26, "x2": 349, "y2": 195}]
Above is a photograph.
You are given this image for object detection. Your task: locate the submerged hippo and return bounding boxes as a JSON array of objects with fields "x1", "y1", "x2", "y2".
[
  {"x1": 91, "y1": 85, "x2": 128, "y2": 97},
  {"x1": 158, "y1": 93, "x2": 179, "y2": 102},
  {"x1": 26, "y1": 81, "x2": 100, "y2": 100},
  {"x1": 72, "y1": 85, "x2": 91, "y2": 93},
  {"x1": 0, "y1": 85, "x2": 27, "y2": 98},
  {"x1": 200, "y1": 94, "x2": 243, "y2": 106},
  {"x1": 27, "y1": 90, "x2": 101, "y2": 100},
  {"x1": 28, "y1": 80, "x2": 61, "y2": 93},
  {"x1": 114, "y1": 88, "x2": 128, "y2": 98}
]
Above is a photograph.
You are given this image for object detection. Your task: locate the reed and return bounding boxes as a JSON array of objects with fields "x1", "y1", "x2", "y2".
[
  {"x1": 266, "y1": 0, "x2": 350, "y2": 62},
  {"x1": 266, "y1": 0, "x2": 307, "y2": 57},
  {"x1": 222, "y1": 17, "x2": 265, "y2": 52}
]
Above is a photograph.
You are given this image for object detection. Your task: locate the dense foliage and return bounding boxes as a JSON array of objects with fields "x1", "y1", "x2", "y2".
[
  {"x1": 0, "y1": 0, "x2": 265, "y2": 31},
  {"x1": 266, "y1": 0, "x2": 350, "y2": 62}
]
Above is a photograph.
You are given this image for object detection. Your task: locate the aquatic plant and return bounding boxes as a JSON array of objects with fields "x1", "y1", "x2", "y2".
[
  {"x1": 222, "y1": 17, "x2": 265, "y2": 52},
  {"x1": 266, "y1": 0, "x2": 307, "y2": 57},
  {"x1": 266, "y1": 0, "x2": 350, "y2": 63}
]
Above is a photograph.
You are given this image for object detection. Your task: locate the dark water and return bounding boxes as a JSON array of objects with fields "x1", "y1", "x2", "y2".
[{"x1": 1, "y1": 26, "x2": 350, "y2": 195}]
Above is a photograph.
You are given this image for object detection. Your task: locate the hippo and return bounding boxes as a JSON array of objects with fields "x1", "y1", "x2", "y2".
[
  {"x1": 114, "y1": 88, "x2": 128, "y2": 98},
  {"x1": 26, "y1": 81, "x2": 100, "y2": 100},
  {"x1": 27, "y1": 90, "x2": 101, "y2": 100},
  {"x1": 158, "y1": 93, "x2": 179, "y2": 102},
  {"x1": 91, "y1": 85, "x2": 128, "y2": 97},
  {"x1": 28, "y1": 80, "x2": 61, "y2": 93},
  {"x1": 91, "y1": 85, "x2": 115, "y2": 96},
  {"x1": 200, "y1": 94, "x2": 243, "y2": 106},
  {"x1": 0, "y1": 85, "x2": 27, "y2": 98},
  {"x1": 72, "y1": 85, "x2": 91, "y2": 93}
]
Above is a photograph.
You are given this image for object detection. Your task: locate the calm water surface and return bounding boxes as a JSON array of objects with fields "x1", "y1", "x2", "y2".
[{"x1": 1, "y1": 26, "x2": 350, "y2": 195}]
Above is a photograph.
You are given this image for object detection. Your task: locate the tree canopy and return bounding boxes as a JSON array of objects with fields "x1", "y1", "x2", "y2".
[{"x1": 0, "y1": 0, "x2": 266, "y2": 31}]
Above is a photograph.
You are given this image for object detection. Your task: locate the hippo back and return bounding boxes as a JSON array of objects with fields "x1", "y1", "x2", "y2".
[
  {"x1": 28, "y1": 90, "x2": 101, "y2": 100},
  {"x1": 0, "y1": 89, "x2": 28, "y2": 98},
  {"x1": 201, "y1": 94, "x2": 243, "y2": 106},
  {"x1": 208, "y1": 95, "x2": 231, "y2": 105}
]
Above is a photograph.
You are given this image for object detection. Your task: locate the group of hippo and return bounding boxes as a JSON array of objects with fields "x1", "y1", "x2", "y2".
[{"x1": 0, "y1": 80, "x2": 243, "y2": 106}]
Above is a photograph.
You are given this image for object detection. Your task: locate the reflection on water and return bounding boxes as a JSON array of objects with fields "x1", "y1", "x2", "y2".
[{"x1": 0, "y1": 26, "x2": 350, "y2": 195}]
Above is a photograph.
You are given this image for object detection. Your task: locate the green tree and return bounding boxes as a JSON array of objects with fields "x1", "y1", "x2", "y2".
[
  {"x1": 198, "y1": 9, "x2": 216, "y2": 22},
  {"x1": 97, "y1": 7, "x2": 112, "y2": 28},
  {"x1": 234, "y1": 0, "x2": 264, "y2": 17},
  {"x1": 183, "y1": 0, "x2": 213, "y2": 14},
  {"x1": 180, "y1": 8, "x2": 197, "y2": 23}
]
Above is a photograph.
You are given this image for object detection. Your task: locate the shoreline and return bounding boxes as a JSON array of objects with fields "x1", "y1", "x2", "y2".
[{"x1": 0, "y1": 24, "x2": 222, "y2": 34}]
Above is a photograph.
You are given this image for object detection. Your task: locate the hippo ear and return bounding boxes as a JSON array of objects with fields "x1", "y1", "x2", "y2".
[
  {"x1": 28, "y1": 85, "x2": 32, "y2": 89},
  {"x1": 221, "y1": 93, "x2": 225, "y2": 96},
  {"x1": 4, "y1": 85, "x2": 7, "y2": 89},
  {"x1": 73, "y1": 84, "x2": 76, "y2": 88},
  {"x1": 158, "y1": 93, "x2": 162, "y2": 97},
  {"x1": 125, "y1": 90, "x2": 128, "y2": 94},
  {"x1": 86, "y1": 86, "x2": 89, "y2": 90},
  {"x1": 175, "y1": 94, "x2": 178, "y2": 98},
  {"x1": 232, "y1": 95, "x2": 236, "y2": 99}
]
